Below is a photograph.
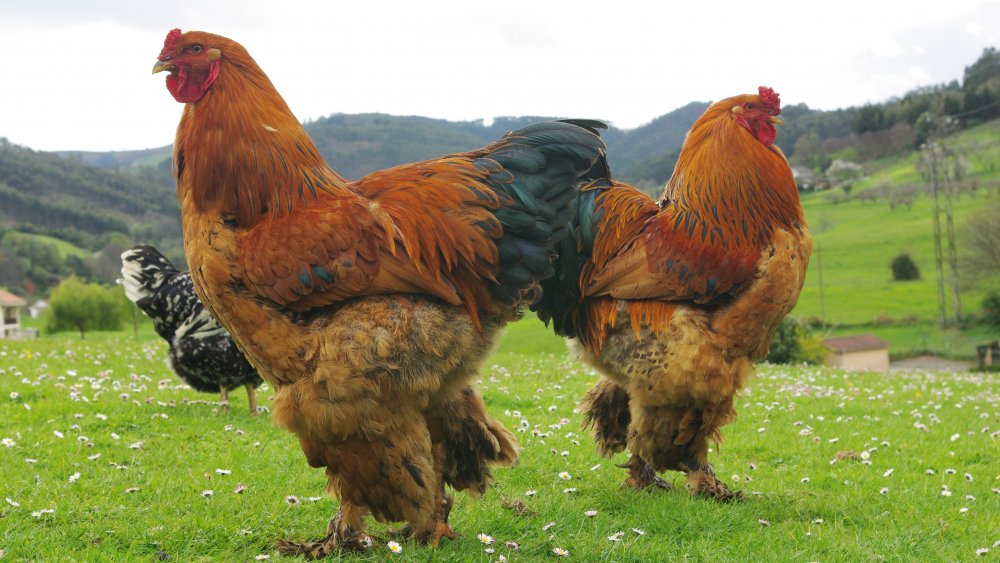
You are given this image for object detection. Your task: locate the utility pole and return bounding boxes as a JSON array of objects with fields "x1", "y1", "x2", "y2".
[
  {"x1": 817, "y1": 242, "x2": 826, "y2": 328},
  {"x1": 941, "y1": 143, "x2": 963, "y2": 326},
  {"x1": 926, "y1": 133, "x2": 948, "y2": 329}
]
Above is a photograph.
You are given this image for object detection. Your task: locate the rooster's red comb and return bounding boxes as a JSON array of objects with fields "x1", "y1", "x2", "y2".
[
  {"x1": 758, "y1": 86, "x2": 781, "y2": 114},
  {"x1": 159, "y1": 28, "x2": 183, "y2": 60}
]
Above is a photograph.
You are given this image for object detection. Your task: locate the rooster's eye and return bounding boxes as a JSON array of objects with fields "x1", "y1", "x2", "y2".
[
  {"x1": 190, "y1": 44, "x2": 203, "y2": 54},
  {"x1": 745, "y1": 103, "x2": 755, "y2": 110}
]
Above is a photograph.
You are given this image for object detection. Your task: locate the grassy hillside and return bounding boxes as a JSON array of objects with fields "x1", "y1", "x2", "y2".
[
  {"x1": 0, "y1": 323, "x2": 996, "y2": 561},
  {"x1": 788, "y1": 119, "x2": 1000, "y2": 356}
]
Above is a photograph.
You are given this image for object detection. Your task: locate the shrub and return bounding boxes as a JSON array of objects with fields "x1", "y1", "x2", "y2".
[
  {"x1": 891, "y1": 253, "x2": 920, "y2": 281},
  {"x1": 767, "y1": 317, "x2": 826, "y2": 365}
]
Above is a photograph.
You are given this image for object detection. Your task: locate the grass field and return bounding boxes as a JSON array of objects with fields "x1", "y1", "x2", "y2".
[
  {"x1": 1, "y1": 320, "x2": 997, "y2": 561},
  {"x1": 787, "y1": 119, "x2": 1000, "y2": 358}
]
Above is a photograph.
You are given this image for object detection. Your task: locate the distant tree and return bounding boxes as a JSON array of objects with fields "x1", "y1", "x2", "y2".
[
  {"x1": 45, "y1": 276, "x2": 123, "y2": 339},
  {"x1": 853, "y1": 104, "x2": 887, "y2": 134},
  {"x1": 962, "y1": 201, "x2": 1000, "y2": 281},
  {"x1": 891, "y1": 253, "x2": 921, "y2": 281}
]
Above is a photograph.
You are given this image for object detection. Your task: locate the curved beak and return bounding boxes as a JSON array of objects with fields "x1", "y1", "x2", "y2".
[
  {"x1": 152, "y1": 60, "x2": 173, "y2": 74},
  {"x1": 770, "y1": 115, "x2": 784, "y2": 126}
]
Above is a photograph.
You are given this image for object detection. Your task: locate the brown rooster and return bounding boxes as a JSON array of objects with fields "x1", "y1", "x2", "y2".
[
  {"x1": 534, "y1": 87, "x2": 811, "y2": 500},
  {"x1": 153, "y1": 29, "x2": 604, "y2": 554}
]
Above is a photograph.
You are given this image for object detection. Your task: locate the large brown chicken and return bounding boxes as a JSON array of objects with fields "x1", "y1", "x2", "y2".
[
  {"x1": 153, "y1": 29, "x2": 605, "y2": 554},
  {"x1": 534, "y1": 87, "x2": 811, "y2": 500}
]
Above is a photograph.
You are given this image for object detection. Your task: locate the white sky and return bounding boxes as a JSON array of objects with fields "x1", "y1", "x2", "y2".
[{"x1": 1, "y1": 0, "x2": 998, "y2": 152}]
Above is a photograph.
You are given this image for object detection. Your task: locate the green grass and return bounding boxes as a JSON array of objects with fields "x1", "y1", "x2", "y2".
[{"x1": 1, "y1": 321, "x2": 997, "y2": 561}]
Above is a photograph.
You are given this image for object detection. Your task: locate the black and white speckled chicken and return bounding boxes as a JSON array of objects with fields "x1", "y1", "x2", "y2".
[{"x1": 120, "y1": 245, "x2": 263, "y2": 415}]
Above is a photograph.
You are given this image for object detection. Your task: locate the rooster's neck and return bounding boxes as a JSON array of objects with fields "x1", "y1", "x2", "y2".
[
  {"x1": 174, "y1": 62, "x2": 351, "y2": 225},
  {"x1": 661, "y1": 117, "x2": 804, "y2": 248}
]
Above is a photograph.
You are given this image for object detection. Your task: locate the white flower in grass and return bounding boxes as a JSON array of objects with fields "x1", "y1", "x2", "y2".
[
  {"x1": 941, "y1": 490, "x2": 953, "y2": 497},
  {"x1": 812, "y1": 519, "x2": 823, "y2": 524},
  {"x1": 239, "y1": 529, "x2": 253, "y2": 536},
  {"x1": 945, "y1": 468, "x2": 957, "y2": 475},
  {"x1": 607, "y1": 532, "x2": 624, "y2": 542},
  {"x1": 124, "y1": 487, "x2": 139, "y2": 494},
  {"x1": 590, "y1": 464, "x2": 601, "y2": 471},
  {"x1": 562, "y1": 487, "x2": 577, "y2": 493},
  {"x1": 477, "y1": 533, "x2": 495, "y2": 545},
  {"x1": 215, "y1": 468, "x2": 232, "y2": 475},
  {"x1": 68, "y1": 472, "x2": 81, "y2": 483},
  {"x1": 758, "y1": 519, "x2": 771, "y2": 526},
  {"x1": 110, "y1": 432, "x2": 120, "y2": 440},
  {"x1": 542, "y1": 522, "x2": 556, "y2": 531},
  {"x1": 883, "y1": 468, "x2": 894, "y2": 477},
  {"x1": 387, "y1": 541, "x2": 402, "y2": 553},
  {"x1": 558, "y1": 471, "x2": 572, "y2": 480},
  {"x1": 584, "y1": 510, "x2": 597, "y2": 517},
  {"x1": 800, "y1": 477, "x2": 810, "y2": 483},
  {"x1": 1, "y1": 438, "x2": 14, "y2": 447},
  {"x1": 964, "y1": 473, "x2": 974, "y2": 482},
  {"x1": 95, "y1": 413, "x2": 108, "y2": 420},
  {"x1": 5, "y1": 497, "x2": 19, "y2": 507},
  {"x1": 202, "y1": 490, "x2": 214, "y2": 498},
  {"x1": 9, "y1": 391, "x2": 19, "y2": 399},
  {"x1": 284, "y1": 495, "x2": 300, "y2": 504},
  {"x1": 24, "y1": 458, "x2": 37, "y2": 464},
  {"x1": 88, "y1": 453, "x2": 101, "y2": 461},
  {"x1": 950, "y1": 433, "x2": 960, "y2": 442},
  {"x1": 484, "y1": 547, "x2": 495, "y2": 554},
  {"x1": 497, "y1": 554, "x2": 507, "y2": 562},
  {"x1": 504, "y1": 541, "x2": 520, "y2": 550},
  {"x1": 254, "y1": 555, "x2": 270, "y2": 561},
  {"x1": 552, "y1": 547, "x2": 569, "y2": 557},
  {"x1": 926, "y1": 469, "x2": 936, "y2": 475},
  {"x1": 860, "y1": 451, "x2": 870, "y2": 460},
  {"x1": 880, "y1": 487, "x2": 889, "y2": 495},
  {"x1": 977, "y1": 548, "x2": 990, "y2": 556},
  {"x1": 959, "y1": 507, "x2": 969, "y2": 514},
  {"x1": 234, "y1": 484, "x2": 247, "y2": 494},
  {"x1": 525, "y1": 490, "x2": 537, "y2": 496},
  {"x1": 53, "y1": 430, "x2": 64, "y2": 439},
  {"x1": 632, "y1": 528, "x2": 645, "y2": 536}
]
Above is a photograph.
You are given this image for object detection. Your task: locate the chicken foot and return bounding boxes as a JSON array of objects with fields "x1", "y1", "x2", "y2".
[
  {"x1": 275, "y1": 502, "x2": 371, "y2": 557},
  {"x1": 618, "y1": 453, "x2": 672, "y2": 490},
  {"x1": 679, "y1": 460, "x2": 742, "y2": 502}
]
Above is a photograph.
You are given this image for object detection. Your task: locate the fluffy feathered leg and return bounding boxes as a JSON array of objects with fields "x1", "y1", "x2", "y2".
[
  {"x1": 629, "y1": 398, "x2": 741, "y2": 501},
  {"x1": 433, "y1": 386, "x2": 519, "y2": 496},
  {"x1": 579, "y1": 378, "x2": 631, "y2": 458}
]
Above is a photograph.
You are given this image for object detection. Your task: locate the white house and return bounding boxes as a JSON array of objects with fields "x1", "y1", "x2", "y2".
[{"x1": 0, "y1": 289, "x2": 28, "y2": 339}]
